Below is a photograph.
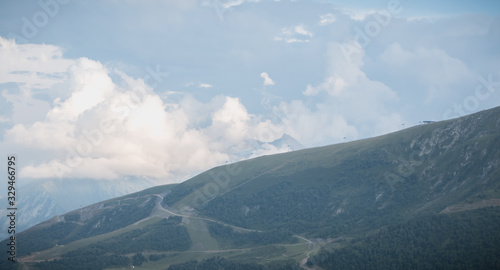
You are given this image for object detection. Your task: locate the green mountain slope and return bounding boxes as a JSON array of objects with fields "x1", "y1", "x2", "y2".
[
  {"x1": 168, "y1": 105, "x2": 500, "y2": 237},
  {"x1": 308, "y1": 207, "x2": 500, "y2": 270},
  {"x1": 2, "y1": 106, "x2": 500, "y2": 270}
]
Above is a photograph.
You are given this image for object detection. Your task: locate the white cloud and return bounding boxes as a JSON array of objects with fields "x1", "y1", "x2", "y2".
[
  {"x1": 218, "y1": 0, "x2": 262, "y2": 9},
  {"x1": 6, "y1": 121, "x2": 76, "y2": 150},
  {"x1": 281, "y1": 42, "x2": 403, "y2": 145},
  {"x1": 0, "y1": 37, "x2": 74, "y2": 90},
  {"x1": 294, "y1": 24, "x2": 313, "y2": 37},
  {"x1": 222, "y1": 0, "x2": 245, "y2": 8},
  {"x1": 304, "y1": 42, "x2": 397, "y2": 99},
  {"x1": 303, "y1": 76, "x2": 346, "y2": 96},
  {"x1": 378, "y1": 42, "x2": 414, "y2": 67},
  {"x1": 283, "y1": 38, "x2": 310, "y2": 44},
  {"x1": 208, "y1": 97, "x2": 251, "y2": 144},
  {"x1": 47, "y1": 58, "x2": 115, "y2": 122},
  {"x1": 1, "y1": 6, "x2": 494, "y2": 182},
  {"x1": 184, "y1": 81, "x2": 213, "y2": 88},
  {"x1": 260, "y1": 72, "x2": 275, "y2": 86},
  {"x1": 336, "y1": 7, "x2": 376, "y2": 21},
  {"x1": 199, "y1": 83, "x2": 214, "y2": 88},
  {"x1": 204, "y1": 0, "x2": 263, "y2": 20},
  {"x1": 0, "y1": 37, "x2": 75, "y2": 125},
  {"x1": 275, "y1": 24, "x2": 313, "y2": 43},
  {"x1": 2, "y1": 90, "x2": 51, "y2": 124},
  {"x1": 10, "y1": 67, "x2": 234, "y2": 181},
  {"x1": 379, "y1": 43, "x2": 474, "y2": 104},
  {"x1": 275, "y1": 100, "x2": 358, "y2": 145},
  {"x1": 163, "y1": 90, "x2": 183, "y2": 96},
  {"x1": 319, "y1": 13, "x2": 337, "y2": 26},
  {"x1": 0, "y1": 115, "x2": 9, "y2": 123},
  {"x1": 1, "y1": 38, "x2": 292, "y2": 183}
]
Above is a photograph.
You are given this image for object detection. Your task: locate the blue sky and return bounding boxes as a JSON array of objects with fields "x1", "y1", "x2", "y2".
[
  {"x1": 0, "y1": 0, "x2": 499, "y2": 184},
  {"x1": 325, "y1": 0, "x2": 500, "y2": 16}
]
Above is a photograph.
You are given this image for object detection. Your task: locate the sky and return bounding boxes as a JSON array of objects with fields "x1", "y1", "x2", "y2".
[{"x1": 0, "y1": 0, "x2": 499, "y2": 185}]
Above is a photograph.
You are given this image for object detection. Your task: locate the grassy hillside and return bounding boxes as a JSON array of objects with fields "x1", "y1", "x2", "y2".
[
  {"x1": 189, "y1": 106, "x2": 500, "y2": 238},
  {"x1": 308, "y1": 207, "x2": 500, "y2": 270}
]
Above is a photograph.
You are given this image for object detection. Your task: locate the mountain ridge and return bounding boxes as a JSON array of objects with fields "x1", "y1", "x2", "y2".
[{"x1": 2, "y1": 106, "x2": 499, "y2": 269}]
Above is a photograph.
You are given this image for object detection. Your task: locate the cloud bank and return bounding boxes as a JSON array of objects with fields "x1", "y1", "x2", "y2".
[
  {"x1": 0, "y1": 37, "x2": 290, "y2": 182},
  {"x1": 1, "y1": 0, "x2": 499, "y2": 184}
]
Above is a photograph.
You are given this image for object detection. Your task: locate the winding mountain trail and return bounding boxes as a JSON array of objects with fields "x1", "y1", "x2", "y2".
[
  {"x1": 152, "y1": 194, "x2": 262, "y2": 233},
  {"x1": 294, "y1": 235, "x2": 318, "y2": 269},
  {"x1": 151, "y1": 193, "x2": 318, "y2": 266},
  {"x1": 20, "y1": 163, "x2": 320, "y2": 267}
]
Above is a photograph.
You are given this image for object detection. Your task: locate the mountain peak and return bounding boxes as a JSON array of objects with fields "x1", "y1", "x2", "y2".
[{"x1": 271, "y1": 133, "x2": 305, "y2": 151}]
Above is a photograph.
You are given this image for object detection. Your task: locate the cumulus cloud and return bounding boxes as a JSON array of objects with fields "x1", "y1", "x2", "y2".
[
  {"x1": 379, "y1": 42, "x2": 475, "y2": 104},
  {"x1": 277, "y1": 41, "x2": 403, "y2": 145},
  {"x1": 47, "y1": 58, "x2": 115, "y2": 122},
  {"x1": 274, "y1": 100, "x2": 358, "y2": 145},
  {"x1": 304, "y1": 42, "x2": 397, "y2": 100},
  {"x1": 1, "y1": 5, "x2": 494, "y2": 183},
  {"x1": 260, "y1": 72, "x2": 275, "y2": 86},
  {"x1": 9, "y1": 67, "x2": 226, "y2": 181},
  {"x1": 207, "y1": 97, "x2": 251, "y2": 144},
  {"x1": 1, "y1": 38, "x2": 293, "y2": 183}
]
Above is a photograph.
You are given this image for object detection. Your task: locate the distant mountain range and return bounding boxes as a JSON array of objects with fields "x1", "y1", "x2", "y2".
[
  {"x1": 2, "y1": 107, "x2": 499, "y2": 270},
  {"x1": 0, "y1": 177, "x2": 154, "y2": 240}
]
